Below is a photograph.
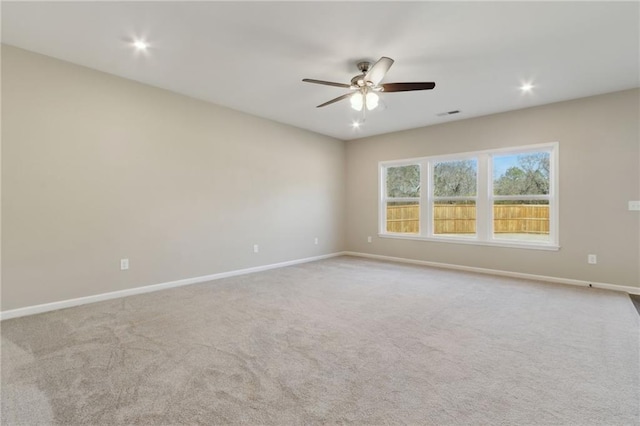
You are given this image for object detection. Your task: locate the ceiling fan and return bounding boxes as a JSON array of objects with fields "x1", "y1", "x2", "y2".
[{"x1": 302, "y1": 57, "x2": 435, "y2": 111}]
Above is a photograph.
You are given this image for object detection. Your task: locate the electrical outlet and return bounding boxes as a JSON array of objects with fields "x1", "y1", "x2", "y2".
[
  {"x1": 314, "y1": 237, "x2": 319, "y2": 245},
  {"x1": 367, "y1": 236, "x2": 372, "y2": 243},
  {"x1": 629, "y1": 201, "x2": 640, "y2": 211},
  {"x1": 120, "y1": 259, "x2": 129, "y2": 270},
  {"x1": 587, "y1": 254, "x2": 597, "y2": 265},
  {"x1": 253, "y1": 244, "x2": 259, "y2": 253}
]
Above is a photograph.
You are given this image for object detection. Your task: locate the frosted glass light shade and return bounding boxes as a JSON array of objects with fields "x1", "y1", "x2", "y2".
[
  {"x1": 366, "y1": 92, "x2": 379, "y2": 110},
  {"x1": 350, "y1": 93, "x2": 364, "y2": 111}
]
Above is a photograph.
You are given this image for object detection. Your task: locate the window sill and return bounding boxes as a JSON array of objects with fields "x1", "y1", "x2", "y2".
[{"x1": 378, "y1": 233, "x2": 560, "y2": 251}]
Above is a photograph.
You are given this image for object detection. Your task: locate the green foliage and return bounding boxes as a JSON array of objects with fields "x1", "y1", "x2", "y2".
[
  {"x1": 387, "y1": 152, "x2": 549, "y2": 200},
  {"x1": 494, "y1": 153, "x2": 550, "y2": 196},
  {"x1": 386, "y1": 165, "x2": 420, "y2": 197},
  {"x1": 433, "y1": 160, "x2": 477, "y2": 197}
]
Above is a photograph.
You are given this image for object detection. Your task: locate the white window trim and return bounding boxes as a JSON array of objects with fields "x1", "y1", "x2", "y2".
[{"x1": 379, "y1": 142, "x2": 559, "y2": 251}]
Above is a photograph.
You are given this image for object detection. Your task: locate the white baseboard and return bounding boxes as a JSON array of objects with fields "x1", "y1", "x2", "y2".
[
  {"x1": 343, "y1": 251, "x2": 640, "y2": 295},
  {"x1": 3, "y1": 250, "x2": 637, "y2": 320},
  {"x1": 0, "y1": 252, "x2": 346, "y2": 321}
]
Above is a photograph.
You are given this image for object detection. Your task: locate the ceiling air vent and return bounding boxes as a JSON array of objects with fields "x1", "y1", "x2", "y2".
[{"x1": 437, "y1": 110, "x2": 460, "y2": 117}]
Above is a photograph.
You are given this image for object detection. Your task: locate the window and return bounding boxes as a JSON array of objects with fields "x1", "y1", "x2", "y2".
[
  {"x1": 492, "y1": 151, "x2": 551, "y2": 243},
  {"x1": 379, "y1": 143, "x2": 558, "y2": 250},
  {"x1": 432, "y1": 159, "x2": 478, "y2": 237},
  {"x1": 382, "y1": 164, "x2": 420, "y2": 234}
]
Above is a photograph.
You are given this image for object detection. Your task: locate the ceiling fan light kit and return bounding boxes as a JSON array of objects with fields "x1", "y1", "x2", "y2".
[
  {"x1": 349, "y1": 90, "x2": 379, "y2": 111},
  {"x1": 303, "y1": 56, "x2": 436, "y2": 116}
]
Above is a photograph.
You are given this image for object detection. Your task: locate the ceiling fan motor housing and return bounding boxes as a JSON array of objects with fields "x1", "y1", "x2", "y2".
[
  {"x1": 351, "y1": 75, "x2": 366, "y2": 87},
  {"x1": 351, "y1": 61, "x2": 372, "y2": 87}
]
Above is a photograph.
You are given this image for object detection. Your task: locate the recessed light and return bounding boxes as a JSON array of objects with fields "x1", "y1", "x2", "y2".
[
  {"x1": 133, "y1": 40, "x2": 149, "y2": 51},
  {"x1": 352, "y1": 121, "x2": 361, "y2": 129},
  {"x1": 520, "y1": 82, "x2": 534, "y2": 93}
]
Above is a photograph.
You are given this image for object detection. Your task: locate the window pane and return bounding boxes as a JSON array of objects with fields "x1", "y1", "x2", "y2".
[
  {"x1": 386, "y1": 202, "x2": 419, "y2": 234},
  {"x1": 386, "y1": 165, "x2": 420, "y2": 197},
  {"x1": 493, "y1": 152, "x2": 550, "y2": 195},
  {"x1": 433, "y1": 159, "x2": 477, "y2": 197},
  {"x1": 493, "y1": 200, "x2": 550, "y2": 242},
  {"x1": 434, "y1": 201, "x2": 476, "y2": 236}
]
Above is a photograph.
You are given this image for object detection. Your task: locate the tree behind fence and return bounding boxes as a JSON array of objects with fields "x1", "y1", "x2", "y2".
[{"x1": 386, "y1": 204, "x2": 549, "y2": 234}]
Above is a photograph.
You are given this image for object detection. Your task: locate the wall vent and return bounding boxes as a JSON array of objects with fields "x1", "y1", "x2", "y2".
[{"x1": 437, "y1": 110, "x2": 460, "y2": 117}]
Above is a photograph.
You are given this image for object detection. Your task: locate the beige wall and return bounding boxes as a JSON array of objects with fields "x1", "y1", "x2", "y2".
[
  {"x1": 2, "y1": 45, "x2": 639, "y2": 313},
  {"x1": 346, "y1": 89, "x2": 640, "y2": 288},
  {"x1": 1, "y1": 45, "x2": 346, "y2": 311}
]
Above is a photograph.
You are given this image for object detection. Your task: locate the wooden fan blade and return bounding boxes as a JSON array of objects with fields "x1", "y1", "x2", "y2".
[
  {"x1": 381, "y1": 82, "x2": 436, "y2": 92},
  {"x1": 316, "y1": 93, "x2": 352, "y2": 108},
  {"x1": 364, "y1": 57, "x2": 394, "y2": 85},
  {"x1": 303, "y1": 78, "x2": 352, "y2": 89}
]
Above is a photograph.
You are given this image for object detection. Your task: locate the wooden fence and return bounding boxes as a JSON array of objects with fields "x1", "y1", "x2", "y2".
[{"x1": 386, "y1": 204, "x2": 549, "y2": 234}]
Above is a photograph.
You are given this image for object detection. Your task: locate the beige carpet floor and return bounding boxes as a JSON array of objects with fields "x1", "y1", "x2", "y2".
[{"x1": 2, "y1": 256, "x2": 639, "y2": 425}]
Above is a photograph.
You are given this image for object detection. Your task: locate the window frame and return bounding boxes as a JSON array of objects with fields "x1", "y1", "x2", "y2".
[
  {"x1": 378, "y1": 142, "x2": 559, "y2": 251},
  {"x1": 379, "y1": 160, "x2": 422, "y2": 235}
]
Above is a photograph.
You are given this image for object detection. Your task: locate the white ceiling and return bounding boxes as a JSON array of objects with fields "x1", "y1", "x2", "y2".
[{"x1": 2, "y1": 1, "x2": 639, "y2": 141}]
